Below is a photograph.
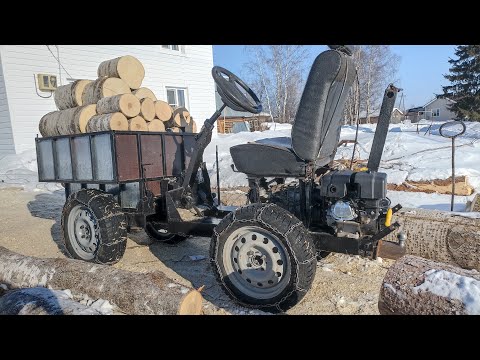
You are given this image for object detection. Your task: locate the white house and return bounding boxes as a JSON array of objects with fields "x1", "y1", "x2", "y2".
[
  {"x1": 423, "y1": 96, "x2": 457, "y2": 121},
  {"x1": 0, "y1": 45, "x2": 216, "y2": 155}
]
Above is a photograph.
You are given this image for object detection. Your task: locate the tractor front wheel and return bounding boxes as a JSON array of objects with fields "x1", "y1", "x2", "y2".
[{"x1": 210, "y1": 203, "x2": 317, "y2": 312}]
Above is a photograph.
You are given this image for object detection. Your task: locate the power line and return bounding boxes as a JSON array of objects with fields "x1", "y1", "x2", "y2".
[{"x1": 46, "y1": 45, "x2": 74, "y2": 79}]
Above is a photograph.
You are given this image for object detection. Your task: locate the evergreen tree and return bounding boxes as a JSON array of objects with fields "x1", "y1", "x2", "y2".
[{"x1": 442, "y1": 45, "x2": 480, "y2": 121}]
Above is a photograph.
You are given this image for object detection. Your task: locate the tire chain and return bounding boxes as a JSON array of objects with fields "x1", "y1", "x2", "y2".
[{"x1": 211, "y1": 203, "x2": 316, "y2": 312}]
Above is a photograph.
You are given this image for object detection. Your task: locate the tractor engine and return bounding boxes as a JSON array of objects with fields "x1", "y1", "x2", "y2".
[{"x1": 313, "y1": 170, "x2": 390, "y2": 238}]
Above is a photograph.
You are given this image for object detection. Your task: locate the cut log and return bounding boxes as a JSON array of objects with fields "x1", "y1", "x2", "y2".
[
  {"x1": 39, "y1": 105, "x2": 97, "y2": 137},
  {"x1": 384, "y1": 208, "x2": 480, "y2": 271},
  {"x1": 87, "y1": 113, "x2": 128, "y2": 132},
  {"x1": 0, "y1": 246, "x2": 203, "y2": 315},
  {"x1": 147, "y1": 119, "x2": 166, "y2": 132},
  {"x1": 39, "y1": 111, "x2": 61, "y2": 137},
  {"x1": 154, "y1": 100, "x2": 173, "y2": 122},
  {"x1": 0, "y1": 287, "x2": 101, "y2": 315},
  {"x1": 166, "y1": 107, "x2": 191, "y2": 128},
  {"x1": 168, "y1": 127, "x2": 181, "y2": 133},
  {"x1": 54, "y1": 80, "x2": 92, "y2": 110},
  {"x1": 96, "y1": 94, "x2": 141, "y2": 118},
  {"x1": 82, "y1": 77, "x2": 131, "y2": 105},
  {"x1": 133, "y1": 87, "x2": 157, "y2": 101},
  {"x1": 379, "y1": 255, "x2": 480, "y2": 315},
  {"x1": 128, "y1": 116, "x2": 148, "y2": 131},
  {"x1": 97, "y1": 55, "x2": 145, "y2": 90},
  {"x1": 139, "y1": 98, "x2": 156, "y2": 121}
]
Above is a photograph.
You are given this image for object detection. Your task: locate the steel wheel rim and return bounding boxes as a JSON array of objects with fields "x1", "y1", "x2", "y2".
[
  {"x1": 67, "y1": 204, "x2": 100, "y2": 260},
  {"x1": 223, "y1": 225, "x2": 291, "y2": 299}
]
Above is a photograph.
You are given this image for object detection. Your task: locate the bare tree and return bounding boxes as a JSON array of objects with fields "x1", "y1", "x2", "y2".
[
  {"x1": 344, "y1": 45, "x2": 400, "y2": 125},
  {"x1": 244, "y1": 45, "x2": 309, "y2": 123}
]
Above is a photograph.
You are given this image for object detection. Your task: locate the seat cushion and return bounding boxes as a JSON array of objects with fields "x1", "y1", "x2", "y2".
[{"x1": 230, "y1": 137, "x2": 306, "y2": 177}]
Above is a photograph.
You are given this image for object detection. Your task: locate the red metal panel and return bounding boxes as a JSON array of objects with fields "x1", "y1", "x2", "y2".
[
  {"x1": 164, "y1": 135, "x2": 184, "y2": 176},
  {"x1": 145, "y1": 180, "x2": 161, "y2": 196},
  {"x1": 115, "y1": 134, "x2": 140, "y2": 181},
  {"x1": 140, "y1": 134, "x2": 163, "y2": 178}
]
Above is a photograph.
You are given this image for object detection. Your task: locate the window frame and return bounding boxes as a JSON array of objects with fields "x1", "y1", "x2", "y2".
[
  {"x1": 166, "y1": 87, "x2": 188, "y2": 108},
  {"x1": 432, "y1": 108, "x2": 440, "y2": 117},
  {"x1": 162, "y1": 45, "x2": 180, "y2": 51}
]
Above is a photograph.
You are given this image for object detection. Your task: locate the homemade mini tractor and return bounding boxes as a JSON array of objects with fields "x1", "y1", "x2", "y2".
[{"x1": 36, "y1": 45, "x2": 405, "y2": 312}]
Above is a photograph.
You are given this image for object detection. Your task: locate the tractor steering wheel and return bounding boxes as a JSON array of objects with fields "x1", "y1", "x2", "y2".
[{"x1": 212, "y1": 66, "x2": 262, "y2": 114}]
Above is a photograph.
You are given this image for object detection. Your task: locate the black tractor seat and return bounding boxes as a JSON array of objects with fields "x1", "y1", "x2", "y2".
[
  {"x1": 230, "y1": 48, "x2": 356, "y2": 178},
  {"x1": 230, "y1": 137, "x2": 306, "y2": 177}
]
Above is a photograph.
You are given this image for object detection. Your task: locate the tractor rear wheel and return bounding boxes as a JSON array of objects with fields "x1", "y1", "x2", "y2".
[
  {"x1": 210, "y1": 203, "x2": 316, "y2": 312},
  {"x1": 61, "y1": 189, "x2": 127, "y2": 265}
]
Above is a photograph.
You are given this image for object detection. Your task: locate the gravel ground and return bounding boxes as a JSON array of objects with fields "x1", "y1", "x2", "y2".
[{"x1": 0, "y1": 187, "x2": 392, "y2": 315}]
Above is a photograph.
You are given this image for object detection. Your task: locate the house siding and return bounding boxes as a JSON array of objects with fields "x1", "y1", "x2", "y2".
[
  {"x1": 0, "y1": 45, "x2": 215, "y2": 153},
  {"x1": 0, "y1": 48, "x2": 15, "y2": 155},
  {"x1": 424, "y1": 98, "x2": 457, "y2": 121}
]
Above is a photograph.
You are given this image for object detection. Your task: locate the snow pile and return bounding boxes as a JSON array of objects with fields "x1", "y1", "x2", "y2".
[
  {"x1": 413, "y1": 269, "x2": 480, "y2": 315},
  {"x1": 0, "y1": 149, "x2": 62, "y2": 192}
]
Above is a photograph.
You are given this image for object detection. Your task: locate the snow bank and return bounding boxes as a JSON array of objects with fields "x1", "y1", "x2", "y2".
[{"x1": 2, "y1": 120, "x2": 479, "y2": 212}]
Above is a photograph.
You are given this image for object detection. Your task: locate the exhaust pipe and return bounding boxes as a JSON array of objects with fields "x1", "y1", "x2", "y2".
[{"x1": 367, "y1": 84, "x2": 402, "y2": 172}]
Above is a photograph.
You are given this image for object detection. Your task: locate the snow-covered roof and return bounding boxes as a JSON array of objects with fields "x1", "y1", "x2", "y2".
[{"x1": 424, "y1": 96, "x2": 457, "y2": 107}]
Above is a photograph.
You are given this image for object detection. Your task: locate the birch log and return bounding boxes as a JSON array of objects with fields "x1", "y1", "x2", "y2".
[
  {"x1": 139, "y1": 98, "x2": 156, "y2": 121},
  {"x1": 133, "y1": 87, "x2": 157, "y2": 101},
  {"x1": 82, "y1": 77, "x2": 131, "y2": 105},
  {"x1": 0, "y1": 287, "x2": 101, "y2": 315},
  {"x1": 147, "y1": 119, "x2": 165, "y2": 132},
  {"x1": 128, "y1": 116, "x2": 148, "y2": 131},
  {"x1": 186, "y1": 118, "x2": 197, "y2": 133},
  {"x1": 166, "y1": 107, "x2": 190, "y2": 128},
  {"x1": 0, "y1": 246, "x2": 203, "y2": 315},
  {"x1": 87, "y1": 113, "x2": 128, "y2": 132},
  {"x1": 54, "y1": 80, "x2": 92, "y2": 110},
  {"x1": 97, "y1": 55, "x2": 145, "y2": 90},
  {"x1": 154, "y1": 100, "x2": 173, "y2": 122},
  {"x1": 379, "y1": 255, "x2": 480, "y2": 315},
  {"x1": 96, "y1": 94, "x2": 141, "y2": 118},
  {"x1": 39, "y1": 105, "x2": 97, "y2": 137}
]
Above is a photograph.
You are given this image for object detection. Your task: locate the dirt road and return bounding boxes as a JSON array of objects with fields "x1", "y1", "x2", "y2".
[{"x1": 0, "y1": 187, "x2": 392, "y2": 315}]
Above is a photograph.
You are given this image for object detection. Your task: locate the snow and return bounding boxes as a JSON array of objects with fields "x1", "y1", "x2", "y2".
[
  {"x1": 1, "y1": 120, "x2": 479, "y2": 213},
  {"x1": 413, "y1": 269, "x2": 480, "y2": 315}
]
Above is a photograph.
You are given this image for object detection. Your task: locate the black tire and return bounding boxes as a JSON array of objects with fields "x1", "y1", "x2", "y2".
[
  {"x1": 210, "y1": 203, "x2": 317, "y2": 313},
  {"x1": 145, "y1": 221, "x2": 188, "y2": 244},
  {"x1": 61, "y1": 189, "x2": 127, "y2": 265}
]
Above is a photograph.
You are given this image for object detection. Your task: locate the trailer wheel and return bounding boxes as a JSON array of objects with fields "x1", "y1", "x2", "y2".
[
  {"x1": 210, "y1": 203, "x2": 316, "y2": 312},
  {"x1": 61, "y1": 189, "x2": 127, "y2": 265},
  {"x1": 145, "y1": 221, "x2": 187, "y2": 244}
]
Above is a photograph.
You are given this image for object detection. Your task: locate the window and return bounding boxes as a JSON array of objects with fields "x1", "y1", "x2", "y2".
[
  {"x1": 162, "y1": 45, "x2": 180, "y2": 51},
  {"x1": 432, "y1": 108, "x2": 440, "y2": 117},
  {"x1": 166, "y1": 87, "x2": 187, "y2": 108}
]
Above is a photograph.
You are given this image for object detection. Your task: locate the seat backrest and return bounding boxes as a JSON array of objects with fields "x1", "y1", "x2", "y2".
[{"x1": 291, "y1": 49, "x2": 356, "y2": 163}]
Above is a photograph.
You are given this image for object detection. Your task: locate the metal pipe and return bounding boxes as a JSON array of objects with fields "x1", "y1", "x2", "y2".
[{"x1": 216, "y1": 145, "x2": 221, "y2": 206}]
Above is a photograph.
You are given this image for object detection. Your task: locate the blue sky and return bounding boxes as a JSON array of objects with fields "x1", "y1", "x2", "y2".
[{"x1": 213, "y1": 45, "x2": 456, "y2": 109}]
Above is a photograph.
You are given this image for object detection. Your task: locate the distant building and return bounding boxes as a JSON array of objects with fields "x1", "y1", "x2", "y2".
[
  {"x1": 358, "y1": 107, "x2": 404, "y2": 124},
  {"x1": 405, "y1": 96, "x2": 457, "y2": 123}
]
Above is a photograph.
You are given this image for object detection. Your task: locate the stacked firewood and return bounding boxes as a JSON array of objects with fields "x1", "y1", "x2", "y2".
[{"x1": 39, "y1": 55, "x2": 197, "y2": 137}]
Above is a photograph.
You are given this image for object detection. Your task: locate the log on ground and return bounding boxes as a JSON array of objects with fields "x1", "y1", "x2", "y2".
[
  {"x1": 97, "y1": 55, "x2": 145, "y2": 90},
  {"x1": 379, "y1": 254, "x2": 480, "y2": 315},
  {"x1": 87, "y1": 113, "x2": 128, "y2": 132},
  {"x1": 0, "y1": 287, "x2": 101, "y2": 315},
  {"x1": 54, "y1": 80, "x2": 92, "y2": 110},
  {"x1": 96, "y1": 93, "x2": 141, "y2": 118},
  {"x1": 384, "y1": 208, "x2": 480, "y2": 271},
  {"x1": 0, "y1": 246, "x2": 203, "y2": 315}
]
